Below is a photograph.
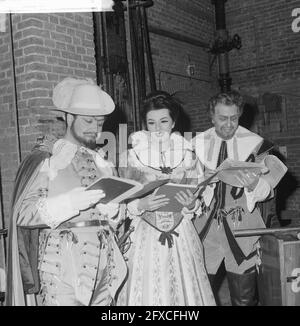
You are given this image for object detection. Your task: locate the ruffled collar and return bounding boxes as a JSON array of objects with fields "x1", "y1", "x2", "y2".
[
  {"x1": 41, "y1": 138, "x2": 111, "y2": 180},
  {"x1": 130, "y1": 131, "x2": 194, "y2": 171},
  {"x1": 131, "y1": 130, "x2": 192, "y2": 152},
  {"x1": 193, "y1": 126, "x2": 263, "y2": 170}
]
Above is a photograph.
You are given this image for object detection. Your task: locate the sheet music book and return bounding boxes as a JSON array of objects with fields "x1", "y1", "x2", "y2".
[
  {"x1": 86, "y1": 176, "x2": 169, "y2": 204},
  {"x1": 215, "y1": 155, "x2": 287, "y2": 188},
  {"x1": 261, "y1": 154, "x2": 288, "y2": 188},
  {"x1": 85, "y1": 154, "x2": 287, "y2": 207},
  {"x1": 153, "y1": 183, "x2": 198, "y2": 212}
]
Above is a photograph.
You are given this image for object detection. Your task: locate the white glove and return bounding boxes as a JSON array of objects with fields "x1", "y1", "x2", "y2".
[
  {"x1": 67, "y1": 187, "x2": 106, "y2": 211},
  {"x1": 39, "y1": 187, "x2": 106, "y2": 228},
  {"x1": 96, "y1": 202, "x2": 120, "y2": 219}
]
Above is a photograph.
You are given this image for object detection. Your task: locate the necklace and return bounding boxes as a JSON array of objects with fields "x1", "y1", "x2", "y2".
[{"x1": 132, "y1": 149, "x2": 185, "y2": 175}]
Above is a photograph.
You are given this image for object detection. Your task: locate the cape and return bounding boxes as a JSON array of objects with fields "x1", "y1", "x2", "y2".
[{"x1": 6, "y1": 136, "x2": 55, "y2": 306}]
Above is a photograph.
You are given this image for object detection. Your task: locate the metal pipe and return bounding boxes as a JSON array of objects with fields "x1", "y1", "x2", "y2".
[
  {"x1": 136, "y1": 5, "x2": 146, "y2": 101},
  {"x1": 129, "y1": 4, "x2": 142, "y2": 130},
  {"x1": 102, "y1": 12, "x2": 112, "y2": 93},
  {"x1": 230, "y1": 57, "x2": 300, "y2": 74},
  {"x1": 148, "y1": 25, "x2": 210, "y2": 50},
  {"x1": 8, "y1": 13, "x2": 21, "y2": 164},
  {"x1": 125, "y1": 0, "x2": 138, "y2": 131},
  {"x1": 92, "y1": 12, "x2": 104, "y2": 86},
  {"x1": 211, "y1": 0, "x2": 232, "y2": 92},
  {"x1": 141, "y1": 6, "x2": 156, "y2": 91},
  {"x1": 213, "y1": 0, "x2": 227, "y2": 30},
  {"x1": 158, "y1": 70, "x2": 211, "y2": 90},
  {"x1": 0, "y1": 168, "x2": 6, "y2": 286},
  {"x1": 233, "y1": 227, "x2": 300, "y2": 238}
]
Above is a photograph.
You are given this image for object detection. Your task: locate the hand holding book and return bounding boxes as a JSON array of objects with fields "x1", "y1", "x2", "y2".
[
  {"x1": 154, "y1": 183, "x2": 199, "y2": 212},
  {"x1": 86, "y1": 176, "x2": 170, "y2": 204},
  {"x1": 137, "y1": 193, "x2": 170, "y2": 212},
  {"x1": 174, "y1": 188, "x2": 198, "y2": 210},
  {"x1": 234, "y1": 169, "x2": 262, "y2": 191},
  {"x1": 206, "y1": 155, "x2": 287, "y2": 188}
]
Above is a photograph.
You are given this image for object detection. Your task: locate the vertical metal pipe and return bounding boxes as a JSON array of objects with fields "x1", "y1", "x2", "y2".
[
  {"x1": 130, "y1": 7, "x2": 141, "y2": 130},
  {"x1": 102, "y1": 12, "x2": 113, "y2": 94},
  {"x1": 92, "y1": 12, "x2": 104, "y2": 86},
  {"x1": 136, "y1": 5, "x2": 146, "y2": 101},
  {"x1": 126, "y1": 0, "x2": 138, "y2": 131},
  {"x1": 214, "y1": 0, "x2": 226, "y2": 30},
  {"x1": 141, "y1": 5, "x2": 156, "y2": 91},
  {"x1": 212, "y1": 0, "x2": 232, "y2": 92},
  {"x1": 0, "y1": 166, "x2": 6, "y2": 300},
  {"x1": 8, "y1": 13, "x2": 21, "y2": 164}
]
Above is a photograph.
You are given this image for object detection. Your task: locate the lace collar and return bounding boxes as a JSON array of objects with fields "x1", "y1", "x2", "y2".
[
  {"x1": 41, "y1": 138, "x2": 112, "y2": 180},
  {"x1": 130, "y1": 131, "x2": 194, "y2": 172}
]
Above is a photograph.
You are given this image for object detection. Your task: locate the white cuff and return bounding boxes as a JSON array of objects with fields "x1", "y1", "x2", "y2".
[
  {"x1": 96, "y1": 203, "x2": 119, "y2": 219},
  {"x1": 181, "y1": 199, "x2": 202, "y2": 220},
  {"x1": 244, "y1": 177, "x2": 271, "y2": 212},
  {"x1": 127, "y1": 199, "x2": 145, "y2": 217},
  {"x1": 181, "y1": 199, "x2": 201, "y2": 215},
  {"x1": 202, "y1": 184, "x2": 215, "y2": 207},
  {"x1": 96, "y1": 202, "x2": 122, "y2": 230},
  {"x1": 36, "y1": 195, "x2": 79, "y2": 229}
]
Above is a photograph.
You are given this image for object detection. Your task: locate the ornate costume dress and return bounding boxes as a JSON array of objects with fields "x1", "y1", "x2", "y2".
[{"x1": 117, "y1": 131, "x2": 215, "y2": 306}]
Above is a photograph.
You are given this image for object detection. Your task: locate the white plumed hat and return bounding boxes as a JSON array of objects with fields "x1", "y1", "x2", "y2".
[{"x1": 52, "y1": 77, "x2": 115, "y2": 116}]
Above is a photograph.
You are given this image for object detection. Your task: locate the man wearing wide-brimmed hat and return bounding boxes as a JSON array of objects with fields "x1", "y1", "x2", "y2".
[{"x1": 6, "y1": 78, "x2": 127, "y2": 306}]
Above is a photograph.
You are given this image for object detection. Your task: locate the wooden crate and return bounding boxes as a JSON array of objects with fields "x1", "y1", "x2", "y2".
[{"x1": 258, "y1": 234, "x2": 300, "y2": 306}]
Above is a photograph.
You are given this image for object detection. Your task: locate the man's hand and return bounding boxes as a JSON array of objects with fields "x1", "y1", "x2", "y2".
[
  {"x1": 68, "y1": 187, "x2": 105, "y2": 211},
  {"x1": 97, "y1": 202, "x2": 120, "y2": 219},
  {"x1": 138, "y1": 193, "x2": 170, "y2": 212},
  {"x1": 235, "y1": 169, "x2": 261, "y2": 191}
]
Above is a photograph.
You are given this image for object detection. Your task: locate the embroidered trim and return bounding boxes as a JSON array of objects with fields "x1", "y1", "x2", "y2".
[
  {"x1": 36, "y1": 198, "x2": 61, "y2": 229},
  {"x1": 71, "y1": 148, "x2": 99, "y2": 187},
  {"x1": 40, "y1": 139, "x2": 78, "y2": 181}
]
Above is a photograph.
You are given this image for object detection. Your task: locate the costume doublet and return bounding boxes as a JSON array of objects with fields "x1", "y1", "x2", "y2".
[
  {"x1": 7, "y1": 137, "x2": 127, "y2": 306},
  {"x1": 117, "y1": 131, "x2": 215, "y2": 306},
  {"x1": 193, "y1": 126, "x2": 273, "y2": 274}
]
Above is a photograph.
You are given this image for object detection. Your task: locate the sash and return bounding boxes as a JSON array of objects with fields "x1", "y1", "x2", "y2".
[{"x1": 142, "y1": 211, "x2": 183, "y2": 248}]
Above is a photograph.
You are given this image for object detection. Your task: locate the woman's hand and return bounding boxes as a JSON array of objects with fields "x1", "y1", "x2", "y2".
[
  {"x1": 174, "y1": 189, "x2": 197, "y2": 210},
  {"x1": 137, "y1": 193, "x2": 170, "y2": 212}
]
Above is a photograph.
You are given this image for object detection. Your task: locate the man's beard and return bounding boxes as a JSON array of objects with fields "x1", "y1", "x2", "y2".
[{"x1": 71, "y1": 122, "x2": 98, "y2": 150}]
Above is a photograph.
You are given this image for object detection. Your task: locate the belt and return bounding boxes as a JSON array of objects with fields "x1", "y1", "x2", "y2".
[{"x1": 57, "y1": 220, "x2": 109, "y2": 229}]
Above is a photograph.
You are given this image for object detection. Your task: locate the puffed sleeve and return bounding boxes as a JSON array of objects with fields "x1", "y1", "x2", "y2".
[
  {"x1": 244, "y1": 177, "x2": 271, "y2": 212},
  {"x1": 118, "y1": 150, "x2": 145, "y2": 218},
  {"x1": 17, "y1": 159, "x2": 80, "y2": 229}
]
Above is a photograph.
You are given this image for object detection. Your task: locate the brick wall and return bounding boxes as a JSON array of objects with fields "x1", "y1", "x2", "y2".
[
  {"x1": 147, "y1": 0, "x2": 218, "y2": 132},
  {"x1": 1, "y1": 2, "x2": 298, "y2": 229},
  {"x1": 225, "y1": 0, "x2": 300, "y2": 213},
  {"x1": 0, "y1": 12, "x2": 97, "y2": 227},
  {"x1": 0, "y1": 16, "x2": 19, "y2": 232}
]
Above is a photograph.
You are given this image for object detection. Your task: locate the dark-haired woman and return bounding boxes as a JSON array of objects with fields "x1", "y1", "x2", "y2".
[{"x1": 117, "y1": 92, "x2": 215, "y2": 306}]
